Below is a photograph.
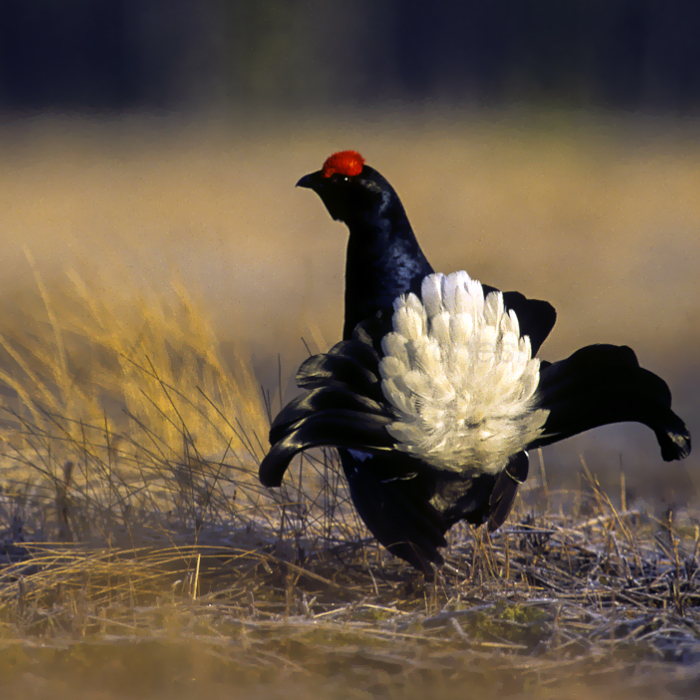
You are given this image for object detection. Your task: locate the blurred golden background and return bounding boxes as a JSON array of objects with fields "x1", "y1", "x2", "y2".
[{"x1": 1, "y1": 113, "x2": 697, "y2": 497}]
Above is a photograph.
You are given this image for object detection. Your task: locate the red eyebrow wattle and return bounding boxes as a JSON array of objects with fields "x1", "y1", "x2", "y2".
[{"x1": 322, "y1": 150, "x2": 365, "y2": 178}]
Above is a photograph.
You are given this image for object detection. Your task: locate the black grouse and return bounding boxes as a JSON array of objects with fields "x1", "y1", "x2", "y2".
[{"x1": 259, "y1": 150, "x2": 692, "y2": 573}]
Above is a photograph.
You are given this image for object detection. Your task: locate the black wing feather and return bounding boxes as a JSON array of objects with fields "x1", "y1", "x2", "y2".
[{"x1": 533, "y1": 345, "x2": 691, "y2": 461}]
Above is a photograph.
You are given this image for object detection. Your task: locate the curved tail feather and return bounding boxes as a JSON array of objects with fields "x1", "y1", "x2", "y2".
[
  {"x1": 260, "y1": 338, "x2": 390, "y2": 487},
  {"x1": 269, "y1": 386, "x2": 386, "y2": 444},
  {"x1": 487, "y1": 451, "x2": 530, "y2": 532},
  {"x1": 259, "y1": 409, "x2": 394, "y2": 487},
  {"x1": 296, "y1": 340, "x2": 382, "y2": 392}
]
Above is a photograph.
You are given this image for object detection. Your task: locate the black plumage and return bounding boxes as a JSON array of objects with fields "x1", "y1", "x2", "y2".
[{"x1": 259, "y1": 151, "x2": 691, "y2": 573}]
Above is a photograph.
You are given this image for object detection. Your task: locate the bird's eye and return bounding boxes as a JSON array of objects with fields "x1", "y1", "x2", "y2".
[{"x1": 332, "y1": 174, "x2": 350, "y2": 184}]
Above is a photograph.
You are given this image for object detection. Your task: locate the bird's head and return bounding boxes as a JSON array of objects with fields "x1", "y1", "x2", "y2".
[{"x1": 297, "y1": 151, "x2": 397, "y2": 227}]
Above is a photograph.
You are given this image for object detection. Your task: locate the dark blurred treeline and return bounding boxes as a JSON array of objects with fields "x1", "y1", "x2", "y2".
[{"x1": 1, "y1": 0, "x2": 699, "y2": 114}]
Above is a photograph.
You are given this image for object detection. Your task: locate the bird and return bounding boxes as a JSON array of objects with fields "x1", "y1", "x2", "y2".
[{"x1": 259, "y1": 150, "x2": 692, "y2": 573}]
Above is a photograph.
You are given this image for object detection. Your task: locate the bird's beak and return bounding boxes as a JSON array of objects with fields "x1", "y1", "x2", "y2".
[{"x1": 296, "y1": 171, "x2": 322, "y2": 190}]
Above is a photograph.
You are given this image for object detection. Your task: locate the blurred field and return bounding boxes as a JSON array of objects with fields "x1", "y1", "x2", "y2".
[
  {"x1": 0, "y1": 110, "x2": 699, "y2": 698},
  {"x1": 1, "y1": 110, "x2": 697, "y2": 488}
]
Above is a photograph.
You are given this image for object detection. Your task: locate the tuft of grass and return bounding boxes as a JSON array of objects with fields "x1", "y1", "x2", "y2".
[
  {"x1": 0, "y1": 259, "x2": 365, "y2": 549},
  {"x1": 1, "y1": 250, "x2": 267, "y2": 456}
]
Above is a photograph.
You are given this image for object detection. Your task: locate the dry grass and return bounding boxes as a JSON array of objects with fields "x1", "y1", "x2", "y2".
[
  {"x1": 0, "y1": 112, "x2": 698, "y2": 698},
  {"x1": 0, "y1": 266, "x2": 698, "y2": 700}
]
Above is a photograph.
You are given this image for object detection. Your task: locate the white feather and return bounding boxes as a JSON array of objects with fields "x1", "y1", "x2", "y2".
[{"x1": 379, "y1": 271, "x2": 548, "y2": 475}]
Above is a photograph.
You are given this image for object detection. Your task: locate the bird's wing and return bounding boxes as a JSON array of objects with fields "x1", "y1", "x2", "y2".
[{"x1": 532, "y1": 344, "x2": 691, "y2": 461}]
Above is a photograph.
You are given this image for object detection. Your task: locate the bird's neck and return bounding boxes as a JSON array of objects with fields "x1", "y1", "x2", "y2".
[{"x1": 343, "y1": 208, "x2": 433, "y2": 339}]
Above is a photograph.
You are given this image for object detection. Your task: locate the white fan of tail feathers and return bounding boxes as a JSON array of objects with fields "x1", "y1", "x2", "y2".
[{"x1": 379, "y1": 271, "x2": 548, "y2": 474}]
